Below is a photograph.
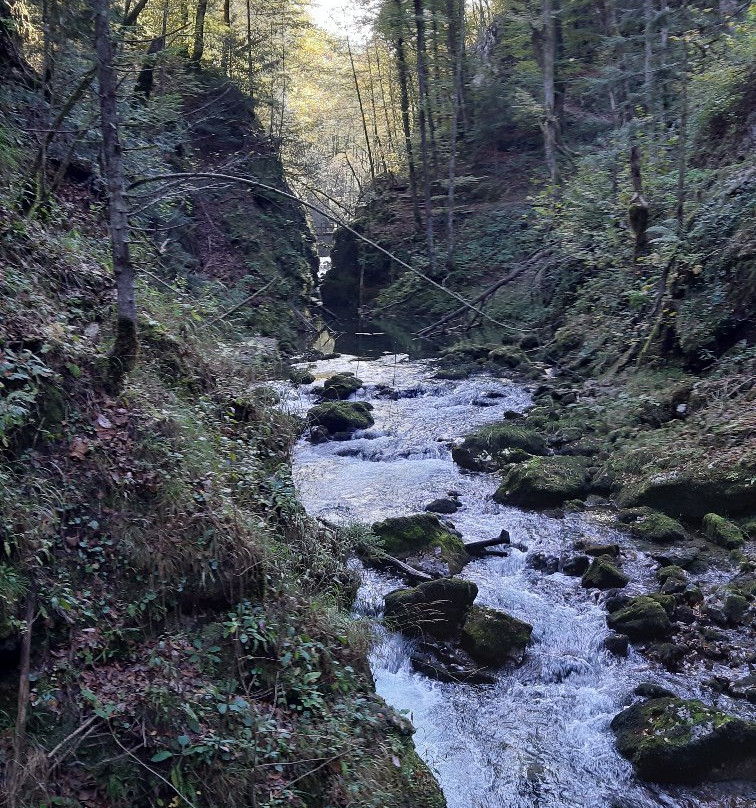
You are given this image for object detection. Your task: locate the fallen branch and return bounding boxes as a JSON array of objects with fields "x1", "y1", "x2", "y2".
[
  {"x1": 205, "y1": 278, "x2": 278, "y2": 327},
  {"x1": 127, "y1": 172, "x2": 509, "y2": 330},
  {"x1": 380, "y1": 554, "x2": 433, "y2": 581},
  {"x1": 465, "y1": 534, "x2": 511, "y2": 554}
]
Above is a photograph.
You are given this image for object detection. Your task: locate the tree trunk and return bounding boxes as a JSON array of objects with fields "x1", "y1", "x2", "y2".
[
  {"x1": 0, "y1": 0, "x2": 34, "y2": 82},
  {"x1": 221, "y1": 0, "x2": 232, "y2": 75},
  {"x1": 191, "y1": 0, "x2": 209, "y2": 66},
  {"x1": 540, "y1": 0, "x2": 560, "y2": 188},
  {"x1": 675, "y1": 41, "x2": 688, "y2": 236},
  {"x1": 414, "y1": 0, "x2": 436, "y2": 270},
  {"x1": 629, "y1": 144, "x2": 649, "y2": 258},
  {"x1": 93, "y1": 0, "x2": 138, "y2": 387},
  {"x1": 445, "y1": 0, "x2": 464, "y2": 266}
]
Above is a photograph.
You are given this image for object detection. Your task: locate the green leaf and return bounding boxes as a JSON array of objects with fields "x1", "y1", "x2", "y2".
[
  {"x1": 150, "y1": 750, "x2": 173, "y2": 762},
  {"x1": 177, "y1": 734, "x2": 190, "y2": 747}
]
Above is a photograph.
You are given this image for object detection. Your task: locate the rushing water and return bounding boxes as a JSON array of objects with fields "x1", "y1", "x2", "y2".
[{"x1": 279, "y1": 352, "x2": 755, "y2": 808}]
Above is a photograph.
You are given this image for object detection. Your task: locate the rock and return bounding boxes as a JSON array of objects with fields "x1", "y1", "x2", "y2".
[
  {"x1": 723, "y1": 592, "x2": 750, "y2": 625},
  {"x1": 487, "y1": 346, "x2": 527, "y2": 367},
  {"x1": 656, "y1": 565, "x2": 687, "y2": 584},
  {"x1": 634, "y1": 682, "x2": 675, "y2": 699},
  {"x1": 618, "y1": 469, "x2": 756, "y2": 519},
  {"x1": 452, "y1": 424, "x2": 547, "y2": 472},
  {"x1": 562, "y1": 555, "x2": 591, "y2": 576},
  {"x1": 383, "y1": 578, "x2": 478, "y2": 639},
  {"x1": 606, "y1": 596, "x2": 672, "y2": 641},
  {"x1": 605, "y1": 594, "x2": 631, "y2": 613},
  {"x1": 460, "y1": 605, "x2": 533, "y2": 666},
  {"x1": 650, "y1": 546, "x2": 701, "y2": 569},
  {"x1": 289, "y1": 368, "x2": 315, "y2": 385},
  {"x1": 582, "y1": 557, "x2": 629, "y2": 590},
  {"x1": 622, "y1": 509, "x2": 687, "y2": 543},
  {"x1": 410, "y1": 648, "x2": 496, "y2": 685},
  {"x1": 729, "y1": 674, "x2": 756, "y2": 703},
  {"x1": 493, "y1": 456, "x2": 591, "y2": 508},
  {"x1": 424, "y1": 497, "x2": 461, "y2": 515},
  {"x1": 372, "y1": 513, "x2": 470, "y2": 576},
  {"x1": 528, "y1": 552, "x2": 560, "y2": 574},
  {"x1": 702, "y1": 513, "x2": 745, "y2": 550},
  {"x1": 318, "y1": 372, "x2": 363, "y2": 400},
  {"x1": 647, "y1": 642, "x2": 687, "y2": 671},
  {"x1": 308, "y1": 401, "x2": 374, "y2": 435},
  {"x1": 605, "y1": 633, "x2": 630, "y2": 656},
  {"x1": 611, "y1": 697, "x2": 756, "y2": 783}
]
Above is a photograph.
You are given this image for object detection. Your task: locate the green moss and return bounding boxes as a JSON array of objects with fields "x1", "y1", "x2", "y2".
[
  {"x1": 460, "y1": 605, "x2": 532, "y2": 665},
  {"x1": 624, "y1": 509, "x2": 688, "y2": 543},
  {"x1": 581, "y1": 556, "x2": 629, "y2": 590},
  {"x1": 384, "y1": 578, "x2": 478, "y2": 639},
  {"x1": 606, "y1": 596, "x2": 672, "y2": 640},
  {"x1": 493, "y1": 456, "x2": 590, "y2": 508},
  {"x1": 453, "y1": 423, "x2": 547, "y2": 471},
  {"x1": 703, "y1": 512, "x2": 745, "y2": 549},
  {"x1": 372, "y1": 513, "x2": 469, "y2": 574},
  {"x1": 308, "y1": 401, "x2": 375, "y2": 433}
]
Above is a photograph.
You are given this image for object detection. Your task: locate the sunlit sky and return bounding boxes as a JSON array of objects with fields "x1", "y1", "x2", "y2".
[{"x1": 308, "y1": 0, "x2": 366, "y2": 37}]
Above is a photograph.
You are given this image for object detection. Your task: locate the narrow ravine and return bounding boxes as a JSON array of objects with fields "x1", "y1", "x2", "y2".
[{"x1": 279, "y1": 351, "x2": 755, "y2": 808}]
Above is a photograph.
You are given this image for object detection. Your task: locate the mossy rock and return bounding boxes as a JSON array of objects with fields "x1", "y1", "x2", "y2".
[
  {"x1": 606, "y1": 596, "x2": 672, "y2": 641},
  {"x1": 493, "y1": 456, "x2": 590, "y2": 508},
  {"x1": 460, "y1": 605, "x2": 532, "y2": 666},
  {"x1": 384, "y1": 578, "x2": 478, "y2": 639},
  {"x1": 656, "y1": 565, "x2": 687, "y2": 584},
  {"x1": 581, "y1": 557, "x2": 629, "y2": 590},
  {"x1": 372, "y1": 513, "x2": 469, "y2": 575},
  {"x1": 622, "y1": 509, "x2": 687, "y2": 543},
  {"x1": 308, "y1": 401, "x2": 374, "y2": 434},
  {"x1": 319, "y1": 372, "x2": 364, "y2": 400},
  {"x1": 452, "y1": 424, "x2": 547, "y2": 472},
  {"x1": 611, "y1": 697, "x2": 756, "y2": 783},
  {"x1": 289, "y1": 368, "x2": 315, "y2": 385},
  {"x1": 702, "y1": 513, "x2": 745, "y2": 550},
  {"x1": 487, "y1": 346, "x2": 527, "y2": 368},
  {"x1": 618, "y1": 468, "x2": 756, "y2": 518}
]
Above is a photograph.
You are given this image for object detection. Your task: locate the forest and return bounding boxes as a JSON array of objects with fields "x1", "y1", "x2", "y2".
[{"x1": 0, "y1": 0, "x2": 754, "y2": 807}]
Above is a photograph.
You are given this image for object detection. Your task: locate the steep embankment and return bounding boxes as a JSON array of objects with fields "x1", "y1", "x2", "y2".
[{"x1": 0, "y1": 71, "x2": 443, "y2": 808}]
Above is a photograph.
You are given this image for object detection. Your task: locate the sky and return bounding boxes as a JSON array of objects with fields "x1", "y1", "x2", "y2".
[{"x1": 308, "y1": 0, "x2": 366, "y2": 37}]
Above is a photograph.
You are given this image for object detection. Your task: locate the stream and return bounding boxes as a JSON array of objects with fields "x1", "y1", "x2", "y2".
[{"x1": 277, "y1": 349, "x2": 755, "y2": 808}]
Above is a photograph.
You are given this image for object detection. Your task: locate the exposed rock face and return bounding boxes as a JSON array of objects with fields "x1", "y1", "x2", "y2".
[
  {"x1": 703, "y1": 512, "x2": 745, "y2": 549},
  {"x1": 372, "y1": 513, "x2": 470, "y2": 576},
  {"x1": 611, "y1": 697, "x2": 756, "y2": 783},
  {"x1": 308, "y1": 401, "x2": 374, "y2": 436},
  {"x1": 317, "y1": 372, "x2": 364, "y2": 400},
  {"x1": 384, "y1": 578, "x2": 478, "y2": 639},
  {"x1": 493, "y1": 456, "x2": 590, "y2": 508},
  {"x1": 606, "y1": 596, "x2": 672, "y2": 641},
  {"x1": 452, "y1": 424, "x2": 547, "y2": 472},
  {"x1": 460, "y1": 605, "x2": 533, "y2": 666},
  {"x1": 581, "y1": 557, "x2": 629, "y2": 590}
]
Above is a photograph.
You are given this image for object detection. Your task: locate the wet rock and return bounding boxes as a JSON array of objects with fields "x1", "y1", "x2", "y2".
[
  {"x1": 308, "y1": 401, "x2": 374, "y2": 436},
  {"x1": 460, "y1": 605, "x2": 533, "y2": 666},
  {"x1": 316, "y1": 372, "x2": 364, "y2": 400},
  {"x1": 634, "y1": 682, "x2": 675, "y2": 699},
  {"x1": 424, "y1": 497, "x2": 461, "y2": 515},
  {"x1": 656, "y1": 565, "x2": 687, "y2": 584},
  {"x1": 680, "y1": 584, "x2": 704, "y2": 606},
  {"x1": 723, "y1": 592, "x2": 750, "y2": 625},
  {"x1": 410, "y1": 648, "x2": 496, "y2": 685},
  {"x1": 372, "y1": 513, "x2": 470, "y2": 576},
  {"x1": 611, "y1": 697, "x2": 756, "y2": 783},
  {"x1": 605, "y1": 633, "x2": 630, "y2": 656},
  {"x1": 606, "y1": 596, "x2": 672, "y2": 641},
  {"x1": 582, "y1": 557, "x2": 629, "y2": 590},
  {"x1": 650, "y1": 546, "x2": 700, "y2": 569},
  {"x1": 647, "y1": 642, "x2": 687, "y2": 671},
  {"x1": 702, "y1": 513, "x2": 745, "y2": 550},
  {"x1": 383, "y1": 578, "x2": 478, "y2": 640},
  {"x1": 621, "y1": 508, "x2": 687, "y2": 543},
  {"x1": 604, "y1": 594, "x2": 631, "y2": 613},
  {"x1": 562, "y1": 555, "x2": 591, "y2": 576},
  {"x1": 488, "y1": 346, "x2": 527, "y2": 368},
  {"x1": 493, "y1": 456, "x2": 591, "y2": 508},
  {"x1": 528, "y1": 552, "x2": 560, "y2": 574},
  {"x1": 673, "y1": 605, "x2": 696, "y2": 625},
  {"x1": 289, "y1": 368, "x2": 315, "y2": 385},
  {"x1": 729, "y1": 674, "x2": 756, "y2": 703},
  {"x1": 581, "y1": 542, "x2": 620, "y2": 558},
  {"x1": 452, "y1": 424, "x2": 547, "y2": 472}
]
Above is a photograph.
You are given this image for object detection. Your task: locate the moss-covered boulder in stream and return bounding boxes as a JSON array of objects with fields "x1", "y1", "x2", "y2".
[
  {"x1": 372, "y1": 513, "x2": 470, "y2": 575},
  {"x1": 581, "y1": 557, "x2": 629, "y2": 590},
  {"x1": 308, "y1": 401, "x2": 374, "y2": 435},
  {"x1": 460, "y1": 605, "x2": 533, "y2": 666},
  {"x1": 606, "y1": 596, "x2": 672, "y2": 641},
  {"x1": 611, "y1": 697, "x2": 756, "y2": 783},
  {"x1": 493, "y1": 456, "x2": 590, "y2": 508},
  {"x1": 384, "y1": 578, "x2": 478, "y2": 639},
  {"x1": 318, "y1": 372, "x2": 364, "y2": 400},
  {"x1": 702, "y1": 513, "x2": 745, "y2": 549},
  {"x1": 620, "y1": 508, "x2": 688, "y2": 543},
  {"x1": 452, "y1": 424, "x2": 547, "y2": 472}
]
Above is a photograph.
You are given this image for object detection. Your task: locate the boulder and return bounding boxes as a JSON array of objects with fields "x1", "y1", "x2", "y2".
[
  {"x1": 424, "y1": 497, "x2": 461, "y2": 515},
  {"x1": 460, "y1": 605, "x2": 533, "y2": 666},
  {"x1": 493, "y1": 456, "x2": 591, "y2": 508},
  {"x1": 308, "y1": 401, "x2": 374, "y2": 435},
  {"x1": 487, "y1": 346, "x2": 527, "y2": 367},
  {"x1": 581, "y1": 557, "x2": 629, "y2": 590},
  {"x1": 452, "y1": 424, "x2": 547, "y2": 472},
  {"x1": 611, "y1": 697, "x2": 756, "y2": 783},
  {"x1": 372, "y1": 513, "x2": 469, "y2": 576},
  {"x1": 582, "y1": 543, "x2": 620, "y2": 558},
  {"x1": 318, "y1": 372, "x2": 364, "y2": 401},
  {"x1": 384, "y1": 578, "x2": 478, "y2": 639},
  {"x1": 606, "y1": 596, "x2": 672, "y2": 641},
  {"x1": 604, "y1": 633, "x2": 630, "y2": 657},
  {"x1": 562, "y1": 555, "x2": 591, "y2": 576},
  {"x1": 702, "y1": 513, "x2": 745, "y2": 550},
  {"x1": 621, "y1": 509, "x2": 687, "y2": 543},
  {"x1": 289, "y1": 368, "x2": 315, "y2": 385}
]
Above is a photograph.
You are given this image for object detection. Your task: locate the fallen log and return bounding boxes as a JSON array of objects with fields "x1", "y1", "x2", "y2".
[
  {"x1": 381, "y1": 554, "x2": 434, "y2": 581},
  {"x1": 465, "y1": 531, "x2": 511, "y2": 554}
]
